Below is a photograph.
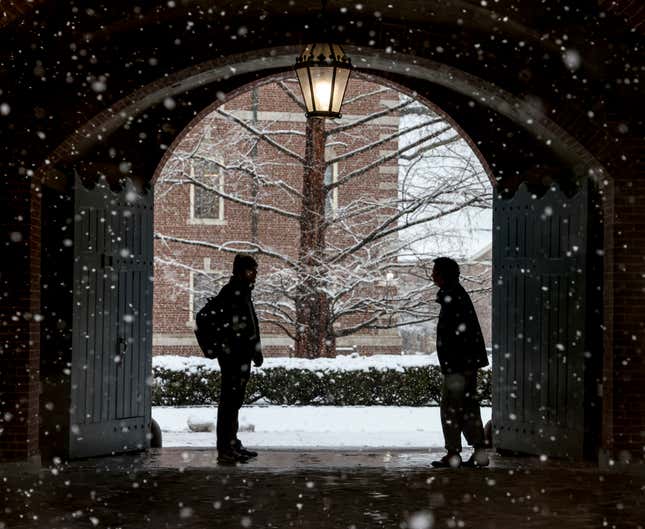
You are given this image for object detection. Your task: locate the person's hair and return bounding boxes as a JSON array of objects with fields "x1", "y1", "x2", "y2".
[
  {"x1": 433, "y1": 256, "x2": 460, "y2": 282},
  {"x1": 232, "y1": 254, "x2": 258, "y2": 275}
]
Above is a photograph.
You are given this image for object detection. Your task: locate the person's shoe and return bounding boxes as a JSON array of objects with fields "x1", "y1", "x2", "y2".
[
  {"x1": 462, "y1": 449, "x2": 490, "y2": 468},
  {"x1": 238, "y1": 446, "x2": 258, "y2": 458},
  {"x1": 431, "y1": 452, "x2": 462, "y2": 468},
  {"x1": 234, "y1": 440, "x2": 258, "y2": 459},
  {"x1": 217, "y1": 450, "x2": 250, "y2": 465}
]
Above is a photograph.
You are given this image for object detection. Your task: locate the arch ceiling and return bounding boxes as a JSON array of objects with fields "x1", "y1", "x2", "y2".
[{"x1": 0, "y1": 0, "x2": 640, "y2": 191}]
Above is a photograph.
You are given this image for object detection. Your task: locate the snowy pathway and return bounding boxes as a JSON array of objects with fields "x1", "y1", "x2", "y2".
[{"x1": 153, "y1": 406, "x2": 492, "y2": 448}]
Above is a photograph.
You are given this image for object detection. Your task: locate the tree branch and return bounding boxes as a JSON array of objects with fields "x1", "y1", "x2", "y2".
[
  {"x1": 154, "y1": 234, "x2": 298, "y2": 267},
  {"x1": 326, "y1": 97, "x2": 415, "y2": 136},
  {"x1": 327, "y1": 118, "x2": 445, "y2": 166},
  {"x1": 216, "y1": 108, "x2": 305, "y2": 163},
  {"x1": 328, "y1": 128, "x2": 457, "y2": 191},
  {"x1": 185, "y1": 169, "x2": 302, "y2": 220},
  {"x1": 276, "y1": 80, "x2": 306, "y2": 111}
]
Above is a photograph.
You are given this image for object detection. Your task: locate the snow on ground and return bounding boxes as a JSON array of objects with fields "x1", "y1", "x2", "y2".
[
  {"x1": 153, "y1": 352, "x2": 443, "y2": 373},
  {"x1": 153, "y1": 406, "x2": 492, "y2": 449},
  {"x1": 154, "y1": 354, "x2": 493, "y2": 448}
]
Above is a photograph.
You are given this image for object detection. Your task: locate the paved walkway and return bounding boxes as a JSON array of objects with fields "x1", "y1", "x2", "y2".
[{"x1": 2, "y1": 449, "x2": 644, "y2": 528}]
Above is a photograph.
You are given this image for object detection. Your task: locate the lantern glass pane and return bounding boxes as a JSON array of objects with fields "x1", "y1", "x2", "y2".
[
  {"x1": 311, "y1": 66, "x2": 335, "y2": 112},
  {"x1": 331, "y1": 68, "x2": 350, "y2": 114},
  {"x1": 296, "y1": 67, "x2": 314, "y2": 113}
]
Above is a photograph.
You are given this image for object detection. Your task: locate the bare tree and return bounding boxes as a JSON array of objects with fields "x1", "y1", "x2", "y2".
[{"x1": 155, "y1": 77, "x2": 491, "y2": 358}]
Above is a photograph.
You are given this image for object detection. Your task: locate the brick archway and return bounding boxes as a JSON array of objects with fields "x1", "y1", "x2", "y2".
[
  {"x1": 6, "y1": 45, "x2": 619, "y2": 462},
  {"x1": 1, "y1": 2, "x2": 642, "y2": 464},
  {"x1": 41, "y1": 46, "x2": 605, "y2": 191},
  {"x1": 44, "y1": 50, "x2": 608, "y2": 459}
]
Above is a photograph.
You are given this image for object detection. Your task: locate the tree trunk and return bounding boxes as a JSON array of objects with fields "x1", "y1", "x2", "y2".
[{"x1": 294, "y1": 117, "x2": 335, "y2": 358}]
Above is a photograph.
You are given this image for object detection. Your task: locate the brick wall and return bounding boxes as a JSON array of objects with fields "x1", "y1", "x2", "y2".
[
  {"x1": 601, "y1": 133, "x2": 645, "y2": 460},
  {"x1": 0, "y1": 176, "x2": 41, "y2": 462}
]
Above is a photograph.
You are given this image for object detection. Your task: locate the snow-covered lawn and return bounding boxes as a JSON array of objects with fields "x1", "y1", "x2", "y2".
[
  {"x1": 153, "y1": 354, "x2": 492, "y2": 448},
  {"x1": 153, "y1": 405, "x2": 492, "y2": 449}
]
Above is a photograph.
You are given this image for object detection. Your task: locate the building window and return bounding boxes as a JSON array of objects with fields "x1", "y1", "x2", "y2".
[
  {"x1": 189, "y1": 161, "x2": 225, "y2": 224},
  {"x1": 193, "y1": 184, "x2": 221, "y2": 219},
  {"x1": 191, "y1": 272, "x2": 225, "y2": 317},
  {"x1": 324, "y1": 162, "x2": 338, "y2": 218}
]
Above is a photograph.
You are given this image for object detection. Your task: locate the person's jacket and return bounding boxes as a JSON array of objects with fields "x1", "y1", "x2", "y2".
[
  {"x1": 435, "y1": 280, "x2": 488, "y2": 374},
  {"x1": 217, "y1": 277, "x2": 263, "y2": 366}
]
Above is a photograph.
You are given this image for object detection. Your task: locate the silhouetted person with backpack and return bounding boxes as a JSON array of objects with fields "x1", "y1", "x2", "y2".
[
  {"x1": 430, "y1": 257, "x2": 490, "y2": 468},
  {"x1": 195, "y1": 254, "x2": 263, "y2": 464}
]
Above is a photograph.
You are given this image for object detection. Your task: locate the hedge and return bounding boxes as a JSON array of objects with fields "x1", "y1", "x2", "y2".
[{"x1": 152, "y1": 365, "x2": 492, "y2": 407}]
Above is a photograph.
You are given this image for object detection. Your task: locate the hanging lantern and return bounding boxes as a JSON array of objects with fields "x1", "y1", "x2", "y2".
[{"x1": 294, "y1": 43, "x2": 352, "y2": 119}]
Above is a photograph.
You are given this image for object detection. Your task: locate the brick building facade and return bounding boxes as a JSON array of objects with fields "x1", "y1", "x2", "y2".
[{"x1": 153, "y1": 78, "x2": 407, "y2": 357}]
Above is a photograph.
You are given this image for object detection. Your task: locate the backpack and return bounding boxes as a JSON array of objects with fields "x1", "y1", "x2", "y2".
[{"x1": 194, "y1": 294, "x2": 228, "y2": 359}]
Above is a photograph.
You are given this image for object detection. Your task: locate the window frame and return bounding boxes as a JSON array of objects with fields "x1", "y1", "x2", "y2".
[
  {"x1": 189, "y1": 269, "x2": 225, "y2": 323},
  {"x1": 189, "y1": 163, "x2": 226, "y2": 225}
]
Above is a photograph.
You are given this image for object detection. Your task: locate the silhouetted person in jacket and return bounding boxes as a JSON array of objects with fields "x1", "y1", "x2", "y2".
[
  {"x1": 430, "y1": 257, "x2": 489, "y2": 468},
  {"x1": 215, "y1": 254, "x2": 263, "y2": 464}
]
